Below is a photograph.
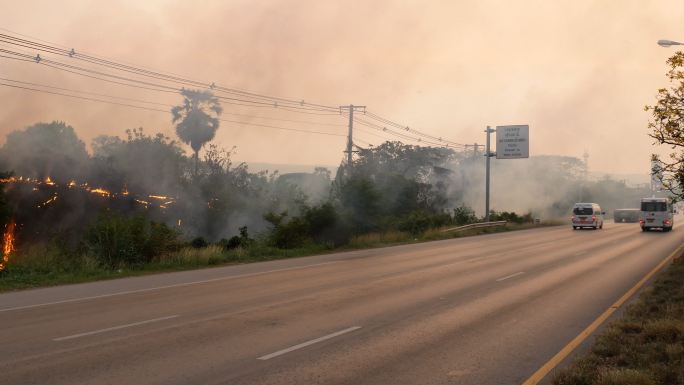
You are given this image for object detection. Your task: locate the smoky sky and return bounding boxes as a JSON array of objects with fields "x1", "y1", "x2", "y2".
[{"x1": 1, "y1": 0, "x2": 683, "y2": 175}]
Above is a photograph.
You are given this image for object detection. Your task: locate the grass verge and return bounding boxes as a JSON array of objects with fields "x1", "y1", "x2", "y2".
[
  {"x1": 0, "y1": 221, "x2": 560, "y2": 292},
  {"x1": 552, "y1": 252, "x2": 684, "y2": 385}
]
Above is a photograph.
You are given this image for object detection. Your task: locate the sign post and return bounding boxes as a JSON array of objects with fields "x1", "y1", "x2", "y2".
[
  {"x1": 484, "y1": 124, "x2": 529, "y2": 222},
  {"x1": 485, "y1": 126, "x2": 495, "y2": 222}
]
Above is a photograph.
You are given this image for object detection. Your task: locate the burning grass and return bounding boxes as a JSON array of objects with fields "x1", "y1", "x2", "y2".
[
  {"x1": 0, "y1": 175, "x2": 176, "y2": 212},
  {"x1": 552, "y1": 254, "x2": 684, "y2": 385},
  {"x1": 1, "y1": 220, "x2": 15, "y2": 271}
]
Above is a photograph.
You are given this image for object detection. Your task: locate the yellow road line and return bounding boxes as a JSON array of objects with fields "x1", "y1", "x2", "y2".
[{"x1": 521, "y1": 243, "x2": 684, "y2": 385}]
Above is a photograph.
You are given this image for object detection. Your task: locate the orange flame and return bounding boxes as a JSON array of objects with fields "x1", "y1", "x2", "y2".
[
  {"x1": 38, "y1": 193, "x2": 58, "y2": 208},
  {"x1": 90, "y1": 188, "x2": 111, "y2": 197},
  {"x1": 3, "y1": 175, "x2": 182, "y2": 210},
  {"x1": 1, "y1": 220, "x2": 16, "y2": 272},
  {"x1": 148, "y1": 195, "x2": 171, "y2": 200}
]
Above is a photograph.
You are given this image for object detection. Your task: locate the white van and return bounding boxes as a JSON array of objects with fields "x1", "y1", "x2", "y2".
[
  {"x1": 640, "y1": 197, "x2": 673, "y2": 232},
  {"x1": 571, "y1": 203, "x2": 605, "y2": 230}
]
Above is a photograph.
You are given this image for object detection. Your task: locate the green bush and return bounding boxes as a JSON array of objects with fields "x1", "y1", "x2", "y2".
[
  {"x1": 264, "y1": 211, "x2": 309, "y2": 249},
  {"x1": 397, "y1": 211, "x2": 433, "y2": 235},
  {"x1": 265, "y1": 204, "x2": 350, "y2": 249},
  {"x1": 219, "y1": 226, "x2": 254, "y2": 250},
  {"x1": 82, "y1": 210, "x2": 180, "y2": 268},
  {"x1": 337, "y1": 176, "x2": 382, "y2": 234},
  {"x1": 489, "y1": 210, "x2": 532, "y2": 224},
  {"x1": 219, "y1": 236, "x2": 241, "y2": 250},
  {"x1": 453, "y1": 205, "x2": 477, "y2": 225},
  {"x1": 304, "y1": 203, "x2": 349, "y2": 245},
  {"x1": 190, "y1": 237, "x2": 208, "y2": 249}
]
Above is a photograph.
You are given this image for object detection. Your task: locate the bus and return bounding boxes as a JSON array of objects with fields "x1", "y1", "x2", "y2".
[{"x1": 640, "y1": 197, "x2": 673, "y2": 232}]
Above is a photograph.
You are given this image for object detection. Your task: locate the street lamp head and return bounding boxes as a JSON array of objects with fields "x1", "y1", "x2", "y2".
[{"x1": 658, "y1": 39, "x2": 683, "y2": 47}]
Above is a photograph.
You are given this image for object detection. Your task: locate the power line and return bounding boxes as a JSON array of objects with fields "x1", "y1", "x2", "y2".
[
  {"x1": 0, "y1": 47, "x2": 342, "y2": 113},
  {"x1": 221, "y1": 119, "x2": 344, "y2": 137},
  {"x1": 0, "y1": 82, "x2": 346, "y2": 138},
  {"x1": 219, "y1": 112, "x2": 344, "y2": 126},
  {"x1": 1, "y1": 50, "x2": 465, "y2": 149},
  {"x1": 0, "y1": 77, "x2": 172, "y2": 107},
  {"x1": 0, "y1": 81, "x2": 170, "y2": 112},
  {"x1": 352, "y1": 116, "x2": 467, "y2": 148},
  {"x1": 0, "y1": 32, "x2": 340, "y2": 111},
  {"x1": 363, "y1": 110, "x2": 466, "y2": 147},
  {"x1": 0, "y1": 26, "x2": 198, "y2": 79},
  {"x1": 353, "y1": 137, "x2": 374, "y2": 147},
  {"x1": 344, "y1": 113, "x2": 441, "y2": 146},
  {"x1": 0, "y1": 28, "x2": 472, "y2": 148},
  {"x1": 0, "y1": 77, "x2": 345, "y2": 126},
  {"x1": 0, "y1": 54, "x2": 33, "y2": 62},
  {"x1": 354, "y1": 126, "x2": 393, "y2": 142}
]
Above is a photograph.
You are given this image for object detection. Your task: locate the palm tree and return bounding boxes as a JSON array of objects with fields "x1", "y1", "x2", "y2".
[{"x1": 171, "y1": 89, "x2": 223, "y2": 175}]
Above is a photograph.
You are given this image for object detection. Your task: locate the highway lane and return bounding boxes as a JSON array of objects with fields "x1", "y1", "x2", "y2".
[{"x1": 1, "y1": 221, "x2": 683, "y2": 384}]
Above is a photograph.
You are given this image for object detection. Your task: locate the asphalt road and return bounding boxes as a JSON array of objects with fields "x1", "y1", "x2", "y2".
[{"x1": 2, "y1": 220, "x2": 683, "y2": 385}]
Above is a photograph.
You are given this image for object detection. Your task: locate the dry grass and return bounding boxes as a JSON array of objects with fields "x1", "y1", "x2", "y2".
[
  {"x1": 348, "y1": 230, "x2": 411, "y2": 247},
  {"x1": 348, "y1": 222, "x2": 561, "y2": 248},
  {"x1": 9, "y1": 243, "x2": 99, "y2": 273},
  {"x1": 157, "y1": 245, "x2": 225, "y2": 266},
  {"x1": 553, "y1": 254, "x2": 684, "y2": 385}
]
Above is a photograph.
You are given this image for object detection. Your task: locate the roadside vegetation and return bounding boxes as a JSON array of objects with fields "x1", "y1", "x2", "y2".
[
  {"x1": 0, "y1": 88, "x2": 651, "y2": 291},
  {"x1": 0, "y1": 218, "x2": 553, "y2": 292},
  {"x1": 552, "y1": 254, "x2": 684, "y2": 385}
]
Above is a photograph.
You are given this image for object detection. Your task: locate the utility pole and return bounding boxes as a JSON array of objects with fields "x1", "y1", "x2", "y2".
[
  {"x1": 340, "y1": 105, "x2": 366, "y2": 171},
  {"x1": 580, "y1": 150, "x2": 588, "y2": 201},
  {"x1": 485, "y1": 126, "x2": 496, "y2": 222},
  {"x1": 464, "y1": 143, "x2": 483, "y2": 159}
]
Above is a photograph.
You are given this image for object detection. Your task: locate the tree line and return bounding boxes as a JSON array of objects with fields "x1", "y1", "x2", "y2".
[{"x1": 0, "y1": 83, "x2": 663, "y2": 273}]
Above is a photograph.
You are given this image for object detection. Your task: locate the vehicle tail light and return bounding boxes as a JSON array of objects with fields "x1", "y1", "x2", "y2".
[
  {"x1": 664, "y1": 219, "x2": 671, "y2": 225},
  {"x1": 640, "y1": 219, "x2": 645, "y2": 224},
  {"x1": 592, "y1": 216, "x2": 596, "y2": 221},
  {"x1": 571, "y1": 215, "x2": 575, "y2": 221}
]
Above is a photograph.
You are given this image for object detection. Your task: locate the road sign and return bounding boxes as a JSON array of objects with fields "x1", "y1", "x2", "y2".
[{"x1": 496, "y1": 125, "x2": 529, "y2": 159}]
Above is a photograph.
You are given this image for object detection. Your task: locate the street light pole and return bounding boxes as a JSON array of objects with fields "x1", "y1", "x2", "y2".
[{"x1": 657, "y1": 39, "x2": 683, "y2": 47}]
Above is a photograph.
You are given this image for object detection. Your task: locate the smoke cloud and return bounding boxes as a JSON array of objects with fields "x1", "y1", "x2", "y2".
[{"x1": 1, "y1": 0, "x2": 683, "y2": 175}]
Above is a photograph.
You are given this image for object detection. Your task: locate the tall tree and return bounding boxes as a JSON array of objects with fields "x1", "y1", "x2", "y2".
[
  {"x1": 171, "y1": 89, "x2": 223, "y2": 175},
  {"x1": 646, "y1": 51, "x2": 684, "y2": 197},
  {"x1": 0, "y1": 121, "x2": 89, "y2": 182},
  {"x1": 90, "y1": 128, "x2": 186, "y2": 197}
]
